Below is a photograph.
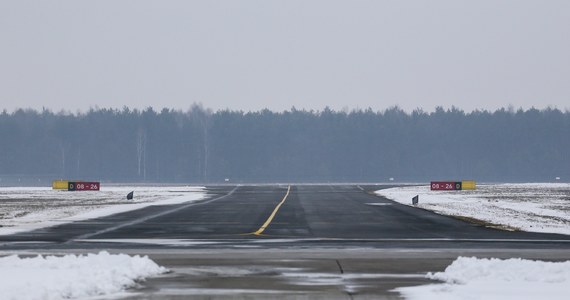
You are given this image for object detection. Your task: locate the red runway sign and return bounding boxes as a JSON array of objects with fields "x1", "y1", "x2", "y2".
[
  {"x1": 68, "y1": 182, "x2": 100, "y2": 191},
  {"x1": 430, "y1": 181, "x2": 462, "y2": 191}
]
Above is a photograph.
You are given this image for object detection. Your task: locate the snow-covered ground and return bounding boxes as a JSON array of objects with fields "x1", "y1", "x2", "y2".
[
  {"x1": 396, "y1": 256, "x2": 570, "y2": 300},
  {"x1": 0, "y1": 186, "x2": 207, "y2": 235},
  {"x1": 0, "y1": 251, "x2": 167, "y2": 300},
  {"x1": 376, "y1": 183, "x2": 570, "y2": 235}
]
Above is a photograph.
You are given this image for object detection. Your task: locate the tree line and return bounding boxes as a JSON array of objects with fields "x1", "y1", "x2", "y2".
[{"x1": 0, "y1": 105, "x2": 568, "y2": 185}]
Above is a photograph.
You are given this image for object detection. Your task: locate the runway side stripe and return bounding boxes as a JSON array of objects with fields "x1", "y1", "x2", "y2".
[{"x1": 252, "y1": 185, "x2": 291, "y2": 236}]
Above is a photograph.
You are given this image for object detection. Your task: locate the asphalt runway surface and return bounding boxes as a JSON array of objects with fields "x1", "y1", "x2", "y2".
[{"x1": 2, "y1": 185, "x2": 570, "y2": 299}]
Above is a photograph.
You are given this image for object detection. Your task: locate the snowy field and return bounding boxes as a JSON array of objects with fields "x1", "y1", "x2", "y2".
[
  {"x1": 396, "y1": 256, "x2": 570, "y2": 300},
  {"x1": 0, "y1": 186, "x2": 206, "y2": 235},
  {"x1": 0, "y1": 251, "x2": 167, "y2": 300},
  {"x1": 376, "y1": 183, "x2": 570, "y2": 235}
]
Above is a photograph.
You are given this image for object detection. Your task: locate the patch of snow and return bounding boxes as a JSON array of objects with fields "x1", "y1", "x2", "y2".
[
  {"x1": 282, "y1": 271, "x2": 423, "y2": 283},
  {"x1": 76, "y1": 239, "x2": 225, "y2": 246},
  {"x1": 175, "y1": 266, "x2": 305, "y2": 277},
  {"x1": 0, "y1": 186, "x2": 207, "y2": 235},
  {"x1": 375, "y1": 183, "x2": 570, "y2": 235},
  {"x1": 396, "y1": 256, "x2": 570, "y2": 300},
  {"x1": 155, "y1": 288, "x2": 302, "y2": 295},
  {"x1": 0, "y1": 251, "x2": 167, "y2": 300}
]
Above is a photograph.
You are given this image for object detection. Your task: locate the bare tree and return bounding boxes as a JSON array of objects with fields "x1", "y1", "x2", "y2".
[
  {"x1": 136, "y1": 128, "x2": 147, "y2": 180},
  {"x1": 60, "y1": 142, "x2": 66, "y2": 178},
  {"x1": 189, "y1": 104, "x2": 212, "y2": 183}
]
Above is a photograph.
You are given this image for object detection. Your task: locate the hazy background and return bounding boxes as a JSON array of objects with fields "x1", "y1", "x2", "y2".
[
  {"x1": 1, "y1": 107, "x2": 568, "y2": 184},
  {"x1": 1, "y1": 0, "x2": 569, "y2": 113}
]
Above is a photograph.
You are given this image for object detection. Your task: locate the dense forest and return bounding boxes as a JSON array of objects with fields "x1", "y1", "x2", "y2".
[{"x1": 0, "y1": 106, "x2": 568, "y2": 185}]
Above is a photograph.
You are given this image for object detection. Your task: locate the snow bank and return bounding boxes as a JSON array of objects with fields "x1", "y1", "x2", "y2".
[
  {"x1": 375, "y1": 183, "x2": 570, "y2": 235},
  {"x1": 0, "y1": 251, "x2": 167, "y2": 300},
  {"x1": 0, "y1": 186, "x2": 207, "y2": 235},
  {"x1": 396, "y1": 256, "x2": 570, "y2": 300}
]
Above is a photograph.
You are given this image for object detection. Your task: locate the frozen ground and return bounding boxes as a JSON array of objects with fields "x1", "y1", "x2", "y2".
[
  {"x1": 0, "y1": 186, "x2": 206, "y2": 235},
  {"x1": 376, "y1": 183, "x2": 570, "y2": 235},
  {"x1": 396, "y1": 256, "x2": 570, "y2": 300},
  {"x1": 0, "y1": 251, "x2": 167, "y2": 300}
]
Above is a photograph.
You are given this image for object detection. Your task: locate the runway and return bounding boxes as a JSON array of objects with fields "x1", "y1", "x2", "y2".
[
  {"x1": 2, "y1": 185, "x2": 570, "y2": 299},
  {"x1": 2, "y1": 185, "x2": 569, "y2": 249}
]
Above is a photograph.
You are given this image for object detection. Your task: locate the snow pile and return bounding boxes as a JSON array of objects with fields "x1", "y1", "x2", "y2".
[
  {"x1": 397, "y1": 257, "x2": 570, "y2": 300},
  {"x1": 0, "y1": 251, "x2": 167, "y2": 300},
  {"x1": 0, "y1": 186, "x2": 206, "y2": 235},
  {"x1": 375, "y1": 183, "x2": 570, "y2": 235}
]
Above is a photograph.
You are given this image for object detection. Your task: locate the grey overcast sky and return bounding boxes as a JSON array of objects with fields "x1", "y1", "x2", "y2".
[{"x1": 1, "y1": 0, "x2": 569, "y2": 113}]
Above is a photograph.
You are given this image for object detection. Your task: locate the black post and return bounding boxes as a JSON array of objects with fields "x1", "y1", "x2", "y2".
[{"x1": 412, "y1": 195, "x2": 419, "y2": 205}]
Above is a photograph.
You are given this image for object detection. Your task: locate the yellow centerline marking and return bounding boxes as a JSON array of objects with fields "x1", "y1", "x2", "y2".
[{"x1": 252, "y1": 185, "x2": 291, "y2": 236}]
